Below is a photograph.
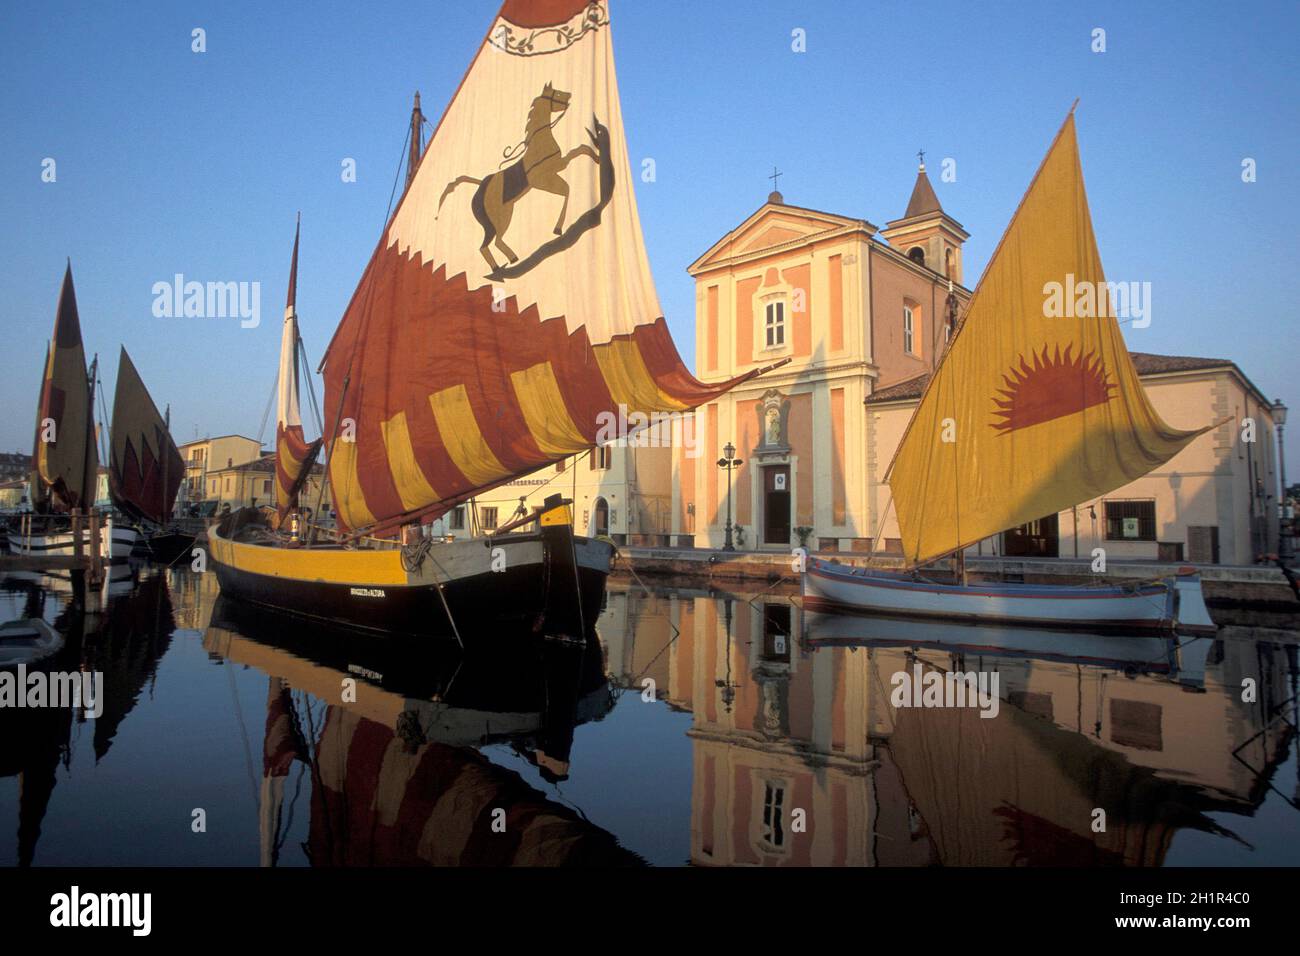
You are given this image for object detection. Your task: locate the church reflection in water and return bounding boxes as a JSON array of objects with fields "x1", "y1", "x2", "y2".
[
  {"x1": 1, "y1": 570, "x2": 1296, "y2": 867},
  {"x1": 597, "y1": 585, "x2": 1298, "y2": 867}
]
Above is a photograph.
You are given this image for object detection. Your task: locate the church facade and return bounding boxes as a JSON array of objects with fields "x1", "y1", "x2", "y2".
[
  {"x1": 671, "y1": 165, "x2": 971, "y2": 552},
  {"x1": 671, "y1": 166, "x2": 1283, "y2": 564}
]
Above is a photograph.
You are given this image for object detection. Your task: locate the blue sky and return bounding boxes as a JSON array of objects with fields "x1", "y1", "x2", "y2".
[{"x1": 1, "y1": 0, "x2": 1297, "y2": 476}]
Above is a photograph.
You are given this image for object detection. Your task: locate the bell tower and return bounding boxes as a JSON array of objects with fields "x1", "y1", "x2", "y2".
[{"x1": 880, "y1": 153, "x2": 968, "y2": 283}]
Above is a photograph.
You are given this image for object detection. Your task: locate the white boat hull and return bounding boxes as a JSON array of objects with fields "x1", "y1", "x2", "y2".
[
  {"x1": 802, "y1": 558, "x2": 1213, "y2": 633},
  {"x1": 7, "y1": 516, "x2": 138, "y2": 564}
]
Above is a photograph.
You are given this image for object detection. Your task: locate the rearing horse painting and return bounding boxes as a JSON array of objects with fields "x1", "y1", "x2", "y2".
[{"x1": 438, "y1": 82, "x2": 600, "y2": 274}]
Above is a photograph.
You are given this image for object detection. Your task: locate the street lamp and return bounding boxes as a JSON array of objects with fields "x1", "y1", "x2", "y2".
[
  {"x1": 714, "y1": 597, "x2": 738, "y2": 713},
  {"x1": 717, "y1": 442, "x2": 743, "y2": 551},
  {"x1": 1274, "y1": 399, "x2": 1289, "y2": 558},
  {"x1": 1273, "y1": 399, "x2": 1288, "y2": 498}
]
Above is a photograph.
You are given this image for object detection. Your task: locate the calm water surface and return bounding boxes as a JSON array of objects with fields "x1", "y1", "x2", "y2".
[{"x1": 1, "y1": 567, "x2": 1297, "y2": 866}]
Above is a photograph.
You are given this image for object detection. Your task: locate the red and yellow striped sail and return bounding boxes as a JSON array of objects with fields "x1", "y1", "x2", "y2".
[
  {"x1": 32, "y1": 263, "x2": 98, "y2": 514},
  {"x1": 275, "y1": 220, "x2": 322, "y2": 520},
  {"x1": 320, "y1": 0, "x2": 759, "y2": 533},
  {"x1": 886, "y1": 113, "x2": 1212, "y2": 567}
]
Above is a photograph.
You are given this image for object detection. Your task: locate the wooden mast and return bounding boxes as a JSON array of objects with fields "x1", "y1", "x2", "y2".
[{"x1": 406, "y1": 91, "x2": 423, "y2": 193}]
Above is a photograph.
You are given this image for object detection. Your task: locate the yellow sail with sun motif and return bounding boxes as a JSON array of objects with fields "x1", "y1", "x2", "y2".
[{"x1": 886, "y1": 112, "x2": 1212, "y2": 567}]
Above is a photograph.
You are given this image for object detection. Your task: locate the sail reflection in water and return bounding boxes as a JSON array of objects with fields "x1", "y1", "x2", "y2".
[
  {"x1": 0, "y1": 570, "x2": 1296, "y2": 866},
  {"x1": 202, "y1": 597, "x2": 641, "y2": 866},
  {"x1": 599, "y1": 586, "x2": 1298, "y2": 866}
]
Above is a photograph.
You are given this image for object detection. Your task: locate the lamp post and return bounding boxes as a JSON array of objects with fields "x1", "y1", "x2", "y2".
[
  {"x1": 1274, "y1": 399, "x2": 1289, "y2": 558},
  {"x1": 717, "y1": 442, "x2": 743, "y2": 551},
  {"x1": 1274, "y1": 399, "x2": 1288, "y2": 499},
  {"x1": 714, "y1": 597, "x2": 738, "y2": 713}
]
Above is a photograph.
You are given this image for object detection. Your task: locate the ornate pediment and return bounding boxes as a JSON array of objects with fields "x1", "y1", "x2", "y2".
[{"x1": 689, "y1": 203, "x2": 875, "y2": 275}]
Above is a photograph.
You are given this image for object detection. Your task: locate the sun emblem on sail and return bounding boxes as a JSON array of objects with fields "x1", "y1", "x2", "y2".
[{"x1": 991, "y1": 344, "x2": 1116, "y2": 433}]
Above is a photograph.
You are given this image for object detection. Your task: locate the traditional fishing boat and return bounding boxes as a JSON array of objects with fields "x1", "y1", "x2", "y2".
[
  {"x1": 803, "y1": 108, "x2": 1218, "y2": 634},
  {"x1": 107, "y1": 348, "x2": 189, "y2": 563},
  {"x1": 208, "y1": 0, "x2": 777, "y2": 638},
  {"x1": 10, "y1": 264, "x2": 136, "y2": 563}
]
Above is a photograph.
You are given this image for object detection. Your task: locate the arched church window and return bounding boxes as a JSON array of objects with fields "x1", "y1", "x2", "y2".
[{"x1": 908, "y1": 246, "x2": 926, "y2": 266}]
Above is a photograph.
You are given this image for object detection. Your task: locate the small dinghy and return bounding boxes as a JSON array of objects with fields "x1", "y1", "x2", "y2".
[{"x1": 0, "y1": 617, "x2": 65, "y2": 668}]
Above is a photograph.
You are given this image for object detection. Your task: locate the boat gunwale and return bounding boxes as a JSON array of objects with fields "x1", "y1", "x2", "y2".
[{"x1": 807, "y1": 558, "x2": 1173, "y2": 600}]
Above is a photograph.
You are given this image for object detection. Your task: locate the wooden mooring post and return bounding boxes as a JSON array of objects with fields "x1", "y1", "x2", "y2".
[
  {"x1": 88, "y1": 509, "x2": 105, "y2": 587},
  {"x1": 71, "y1": 508, "x2": 86, "y2": 607}
]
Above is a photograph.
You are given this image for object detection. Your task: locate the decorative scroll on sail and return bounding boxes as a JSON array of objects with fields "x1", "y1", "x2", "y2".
[
  {"x1": 32, "y1": 263, "x2": 98, "y2": 514},
  {"x1": 320, "y1": 0, "x2": 768, "y2": 532},
  {"x1": 109, "y1": 347, "x2": 184, "y2": 526},
  {"x1": 275, "y1": 220, "x2": 322, "y2": 520},
  {"x1": 886, "y1": 113, "x2": 1212, "y2": 567}
]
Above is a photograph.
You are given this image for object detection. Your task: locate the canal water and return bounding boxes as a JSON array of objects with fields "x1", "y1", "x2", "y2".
[{"x1": 1, "y1": 567, "x2": 1297, "y2": 867}]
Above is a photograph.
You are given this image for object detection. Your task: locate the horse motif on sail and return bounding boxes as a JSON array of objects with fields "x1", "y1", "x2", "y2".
[{"x1": 437, "y1": 82, "x2": 613, "y2": 280}]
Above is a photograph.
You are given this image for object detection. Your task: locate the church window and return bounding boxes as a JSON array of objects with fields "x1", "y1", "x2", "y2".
[
  {"x1": 908, "y1": 246, "x2": 926, "y2": 267},
  {"x1": 903, "y1": 305, "x2": 915, "y2": 354},
  {"x1": 765, "y1": 300, "x2": 786, "y2": 348}
]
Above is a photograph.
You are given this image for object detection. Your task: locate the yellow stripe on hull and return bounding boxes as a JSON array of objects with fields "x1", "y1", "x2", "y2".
[{"x1": 208, "y1": 529, "x2": 409, "y2": 586}]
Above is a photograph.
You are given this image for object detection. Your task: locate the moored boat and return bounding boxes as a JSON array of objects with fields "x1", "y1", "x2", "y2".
[
  {"x1": 209, "y1": 0, "x2": 781, "y2": 639},
  {"x1": 7, "y1": 514, "x2": 137, "y2": 563},
  {"x1": 107, "y1": 347, "x2": 190, "y2": 562},
  {"x1": 0, "y1": 618, "x2": 64, "y2": 669},
  {"x1": 209, "y1": 496, "x2": 611, "y2": 637},
  {"x1": 803, "y1": 106, "x2": 1219, "y2": 633},
  {"x1": 804, "y1": 560, "x2": 1215, "y2": 633},
  {"x1": 13, "y1": 264, "x2": 132, "y2": 563}
]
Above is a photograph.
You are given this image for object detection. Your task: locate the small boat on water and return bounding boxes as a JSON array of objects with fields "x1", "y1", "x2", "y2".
[
  {"x1": 804, "y1": 106, "x2": 1219, "y2": 633},
  {"x1": 0, "y1": 618, "x2": 64, "y2": 669},
  {"x1": 10, "y1": 264, "x2": 137, "y2": 563},
  {"x1": 210, "y1": 0, "x2": 779, "y2": 639},
  {"x1": 106, "y1": 347, "x2": 192, "y2": 563},
  {"x1": 804, "y1": 561, "x2": 1215, "y2": 634},
  {"x1": 12, "y1": 269, "x2": 191, "y2": 567}
]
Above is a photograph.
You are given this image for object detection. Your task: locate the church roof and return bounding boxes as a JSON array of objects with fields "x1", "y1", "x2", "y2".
[{"x1": 903, "y1": 165, "x2": 943, "y2": 219}]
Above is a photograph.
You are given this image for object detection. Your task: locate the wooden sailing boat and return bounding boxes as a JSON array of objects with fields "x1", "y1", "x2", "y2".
[
  {"x1": 208, "y1": 0, "x2": 776, "y2": 638},
  {"x1": 107, "y1": 347, "x2": 189, "y2": 561},
  {"x1": 803, "y1": 108, "x2": 1216, "y2": 633},
  {"x1": 271, "y1": 215, "x2": 322, "y2": 532},
  {"x1": 10, "y1": 264, "x2": 135, "y2": 562}
]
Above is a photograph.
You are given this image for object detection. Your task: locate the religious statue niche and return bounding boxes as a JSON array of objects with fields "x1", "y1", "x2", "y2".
[{"x1": 754, "y1": 389, "x2": 791, "y2": 459}]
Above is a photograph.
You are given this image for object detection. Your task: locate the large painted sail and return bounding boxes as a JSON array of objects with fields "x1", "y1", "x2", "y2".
[
  {"x1": 320, "y1": 0, "x2": 764, "y2": 533},
  {"x1": 887, "y1": 113, "x2": 1211, "y2": 567},
  {"x1": 274, "y1": 220, "x2": 322, "y2": 520},
  {"x1": 32, "y1": 264, "x2": 98, "y2": 514},
  {"x1": 109, "y1": 347, "x2": 184, "y2": 526}
]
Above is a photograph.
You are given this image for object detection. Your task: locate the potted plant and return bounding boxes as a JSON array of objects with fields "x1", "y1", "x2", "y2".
[{"x1": 794, "y1": 526, "x2": 814, "y2": 548}]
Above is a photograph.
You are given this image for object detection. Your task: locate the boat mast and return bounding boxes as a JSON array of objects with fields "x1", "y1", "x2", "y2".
[
  {"x1": 83, "y1": 353, "x2": 99, "y2": 514},
  {"x1": 163, "y1": 404, "x2": 171, "y2": 525},
  {"x1": 406, "y1": 91, "x2": 424, "y2": 194}
]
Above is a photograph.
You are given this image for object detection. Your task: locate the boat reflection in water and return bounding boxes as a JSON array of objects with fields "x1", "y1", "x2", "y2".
[
  {"x1": 597, "y1": 586, "x2": 1297, "y2": 866},
  {"x1": 201, "y1": 596, "x2": 642, "y2": 866},
  {"x1": 1, "y1": 569, "x2": 1295, "y2": 867},
  {"x1": 0, "y1": 571, "x2": 176, "y2": 866}
]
